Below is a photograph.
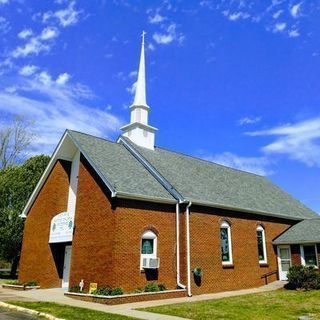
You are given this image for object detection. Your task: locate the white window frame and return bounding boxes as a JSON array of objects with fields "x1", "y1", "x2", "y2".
[
  {"x1": 300, "y1": 244, "x2": 318, "y2": 268},
  {"x1": 140, "y1": 230, "x2": 157, "y2": 270},
  {"x1": 257, "y1": 225, "x2": 268, "y2": 264},
  {"x1": 220, "y1": 221, "x2": 233, "y2": 265}
]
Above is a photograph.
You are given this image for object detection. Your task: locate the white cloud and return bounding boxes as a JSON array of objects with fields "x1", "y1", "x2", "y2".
[
  {"x1": 18, "y1": 29, "x2": 33, "y2": 39},
  {"x1": 12, "y1": 27, "x2": 59, "y2": 58},
  {"x1": 0, "y1": 77, "x2": 122, "y2": 154},
  {"x1": 19, "y1": 65, "x2": 38, "y2": 76},
  {"x1": 56, "y1": 72, "x2": 70, "y2": 85},
  {"x1": 288, "y1": 29, "x2": 300, "y2": 37},
  {"x1": 290, "y1": 2, "x2": 302, "y2": 18},
  {"x1": 153, "y1": 23, "x2": 184, "y2": 45},
  {"x1": 0, "y1": 0, "x2": 9, "y2": 4},
  {"x1": 40, "y1": 27, "x2": 59, "y2": 40},
  {"x1": 273, "y1": 22, "x2": 286, "y2": 33},
  {"x1": 43, "y1": 1, "x2": 80, "y2": 27},
  {"x1": 148, "y1": 13, "x2": 166, "y2": 24},
  {"x1": 0, "y1": 16, "x2": 10, "y2": 34},
  {"x1": 153, "y1": 33, "x2": 174, "y2": 45},
  {"x1": 12, "y1": 38, "x2": 50, "y2": 58},
  {"x1": 126, "y1": 81, "x2": 137, "y2": 95},
  {"x1": 247, "y1": 118, "x2": 320, "y2": 167},
  {"x1": 225, "y1": 11, "x2": 250, "y2": 21},
  {"x1": 148, "y1": 43, "x2": 155, "y2": 51},
  {"x1": 129, "y1": 70, "x2": 137, "y2": 78},
  {"x1": 272, "y1": 9, "x2": 283, "y2": 19},
  {"x1": 238, "y1": 116, "x2": 261, "y2": 126},
  {"x1": 204, "y1": 152, "x2": 272, "y2": 176}
]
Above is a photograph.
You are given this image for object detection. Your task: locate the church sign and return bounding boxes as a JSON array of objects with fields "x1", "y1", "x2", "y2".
[{"x1": 49, "y1": 211, "x2": 74, "y2": 243}]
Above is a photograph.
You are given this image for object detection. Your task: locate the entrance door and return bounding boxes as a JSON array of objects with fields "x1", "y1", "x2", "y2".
[
  {"x1": 278, "y1": 245, "x2": 291, "y2": 280},
  {"x1": 62, "y1": 245, "x2": 72, "y2": 289}
]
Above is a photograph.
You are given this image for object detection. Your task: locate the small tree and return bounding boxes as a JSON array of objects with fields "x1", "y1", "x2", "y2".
[
  {"x1": 0, "y1": 155, "x2": 50, "y2": 277},
  {"x1": 0, "y1": 116, "x2": 35, "y2": 170}
]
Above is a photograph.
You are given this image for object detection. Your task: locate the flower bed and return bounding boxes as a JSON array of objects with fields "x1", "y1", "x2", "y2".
[
  {"x1": 1, "y1": 284, "x2": 40, "y2": 291},
  {"x1": 65, "y1": 289, "x2": 186, "y2": 305}
]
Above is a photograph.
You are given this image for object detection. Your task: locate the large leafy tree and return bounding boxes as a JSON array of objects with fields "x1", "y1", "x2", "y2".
[{"x1": 0, "y1": 155, "x2": 50, "y2": 277}]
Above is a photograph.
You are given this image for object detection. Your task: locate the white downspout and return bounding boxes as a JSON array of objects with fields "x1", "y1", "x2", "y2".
[
  {"x1": 176, "y1": 202, "x2": 186, "y2": 289},
  {"x1": 186, "y1": 201, "x2": 192, "y2": 297}
]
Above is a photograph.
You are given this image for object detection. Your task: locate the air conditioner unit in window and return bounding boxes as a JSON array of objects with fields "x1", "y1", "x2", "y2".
[{"x1": 142, "y1": 257, "x2": 160, "y2": 269}]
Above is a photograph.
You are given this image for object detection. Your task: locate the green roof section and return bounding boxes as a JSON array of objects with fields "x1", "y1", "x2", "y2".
[
  {"x1": 134, "y1": 143, "x2": 317, "y2": 220},
  {"x1": 67, "y1": 130, "x2": 318, "y2": 221},
  {"x1": 273, "y1": 219, "x2": 320, "y2": 244},
  {"x1": 67, "y1": 130, "x2": 175, "y2": 202}
]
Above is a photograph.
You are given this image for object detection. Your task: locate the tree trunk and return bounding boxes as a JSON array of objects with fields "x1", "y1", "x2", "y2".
[{"x1": 10, "y1": 256, "x2": 19, "y2": 279}]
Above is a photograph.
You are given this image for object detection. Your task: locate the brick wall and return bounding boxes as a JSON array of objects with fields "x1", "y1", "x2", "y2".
[
  {"x1": 68, "y1": 156, "x2": 116, "y2": 289},
  {"x1": 188, "y1": 206, "x2": 293, "y2": 295},
  {"x1": 291, "y1": 244, "x2": 301, "y2": 265},
  {"x1": 19, "y1": 160, "x2": 71, "y2": 288},
  {"x1": 69, "y1": 156, "x2": 178, "y2": 292}
]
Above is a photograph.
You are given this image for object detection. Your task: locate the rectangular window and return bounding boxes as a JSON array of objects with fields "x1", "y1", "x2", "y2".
[
  {"x1": 257, "y1": 230, "x2": 265, "y2": 261},
  {"x1": 141, "y1": 239, "x2": 154, "y2": 254},
  {"x1": 302, "y1": 245, "x2": 317, "y2": 267},
  {"x1": 221, "y1": 227, "x2": 230, "y2": 263}
]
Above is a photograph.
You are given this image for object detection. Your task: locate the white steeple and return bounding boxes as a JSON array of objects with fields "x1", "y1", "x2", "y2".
[{"x1": 121, "y1": 31, "x2": 157, "y2": 150}]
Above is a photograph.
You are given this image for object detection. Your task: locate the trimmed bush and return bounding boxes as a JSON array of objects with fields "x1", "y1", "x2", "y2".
[
  {"x1": 158, "y1": 283, "x2": 167, "y2": 291},
  {"x1": 144, "y1": 282, "x2": 160, "y2": 292},
  {"x1": 110, "y1": 287, "x2": 124, "y2": 296},
  {"x1": 92, "y1": 286, "x2": 112, "y2": 296},
  {"x1": 286, "y1": 265, "x2": 320, "y2": 290},
  {"x1": 24, "y1": 280, "x2": 38, "y2": 287},
  {"x1": 69, "y1": 285, "x2": 81, "y2": 293}
]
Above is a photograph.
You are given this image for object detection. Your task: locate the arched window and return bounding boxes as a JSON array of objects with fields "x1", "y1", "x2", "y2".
[
  {"x1": 220, "y1": 221, "x2": 233, "y2": 265},
  {"x1": 257, "y1": 225, "x2": 267, "y2": 264},
  {"x1": 140, "y1": 230, "x2": 157, "y2": 269}
]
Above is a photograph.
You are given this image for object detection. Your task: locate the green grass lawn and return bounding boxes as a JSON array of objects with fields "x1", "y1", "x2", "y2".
[
  {"x1": 8, "y1": 301, "x2": 137, "y2": 320},
  {"x1": 142, "y1": 289, "x2": 320, "y2": 320}
]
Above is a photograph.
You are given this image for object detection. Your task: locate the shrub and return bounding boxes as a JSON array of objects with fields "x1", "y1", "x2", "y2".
[
  {"x1": 92, "y1": 286, "x2": 112, "y2": 296},
  {"x1": 158, "y1": 283, "x2": 167, "y2": 291},
  {"x1": 286, "y1": 265, "x2": 320, "y2": 290},
  {"x1": 144, "y1": 282, "x2": 159, "y2": 292},
  {"x1": 111, "y1": 287, "x2": 124, "y2": 296},
  {"x1": 24, "y1": 280, "x2": 38, "y2": 287},
  {"x1": 133, "y1": 288, "x2": 144, "y2": 294},
  {"x1": 5, "y1": 280, "x2": 21, "y2": 285},
  {"x1": 69, "y1": 285, "x2": 81, "y2": 293}
]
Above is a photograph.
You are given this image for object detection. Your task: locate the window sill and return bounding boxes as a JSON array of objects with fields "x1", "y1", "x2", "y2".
[
  {"x1": 259, "y1": 263, "x2": 269, "y2": 267},
  {"x1": 222, "y1": 264, "x2": 234, "y2": 269}
]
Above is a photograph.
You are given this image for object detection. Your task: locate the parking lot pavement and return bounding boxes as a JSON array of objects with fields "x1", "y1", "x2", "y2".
[{"x1": 0, "y1": 307, "x2": 38, "y2": 320}]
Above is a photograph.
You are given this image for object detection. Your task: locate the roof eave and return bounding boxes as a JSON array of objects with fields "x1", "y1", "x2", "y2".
[
  {"x1": 188, "y1": 199, "x2": 304, "y2": 221},
  {"x1": 273, "y1": 240, "x2": 320, "y2": 245}
]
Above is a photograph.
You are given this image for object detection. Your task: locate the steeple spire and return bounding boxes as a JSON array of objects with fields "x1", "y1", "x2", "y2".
[
  {"x1": 133, "y1": 31, "x2": 147, "y2": 107},
  {"x1": 120, "y1": 31, "x2": 158, "y2": 150}
]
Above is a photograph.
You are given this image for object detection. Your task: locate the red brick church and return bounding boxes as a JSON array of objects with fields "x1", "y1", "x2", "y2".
[{"x1": 19, "y1": 33, "x2": 320, "y2": 297}]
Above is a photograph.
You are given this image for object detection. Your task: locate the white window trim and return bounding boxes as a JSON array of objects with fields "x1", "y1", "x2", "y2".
[
  {"x1": 300, "y1": 244, "x2": 318, "y2": 268},
  {"x1": 257, "y1": 225, "x2": 268, "y2": 264},
  {"x1": 140, "y1": 230, "x2": 157, "y2": 270},
  {"x1": 221, "y1": 221, "x2": 233, "y2": 265}
]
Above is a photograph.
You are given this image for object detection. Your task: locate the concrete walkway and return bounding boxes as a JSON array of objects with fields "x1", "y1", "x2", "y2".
[{"x1": 0, "y1": 281, "x2": 286, "y2": 320}]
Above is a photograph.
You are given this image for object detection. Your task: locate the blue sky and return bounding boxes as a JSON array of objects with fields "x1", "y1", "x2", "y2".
[{"x1": 0, "y1": 0, "x2": 320, "y2": 213}]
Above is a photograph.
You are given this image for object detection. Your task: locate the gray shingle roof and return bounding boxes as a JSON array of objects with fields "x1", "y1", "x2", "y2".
[
  {"x1": 68, "y1": 130, "x2": 175, "y2": 202},
  {"x1": 68, "y1": 130, "x2": 317, "y2": 220},
  {"x1": 134, "y1": 144, "x2": 317, "y2": 220},
  {"x1": 273, "y1": 219, "x2": 320, "y2": 244}
]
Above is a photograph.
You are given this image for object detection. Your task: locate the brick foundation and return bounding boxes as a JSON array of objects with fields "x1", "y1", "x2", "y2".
[{"x1": 64, "y1": 289, "x2": 186, "y2": 305}]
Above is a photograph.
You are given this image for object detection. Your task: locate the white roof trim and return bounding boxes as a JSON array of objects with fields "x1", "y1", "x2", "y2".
[{"x1": 20, "y1": 131, "x2": 70, "y2": 218}]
